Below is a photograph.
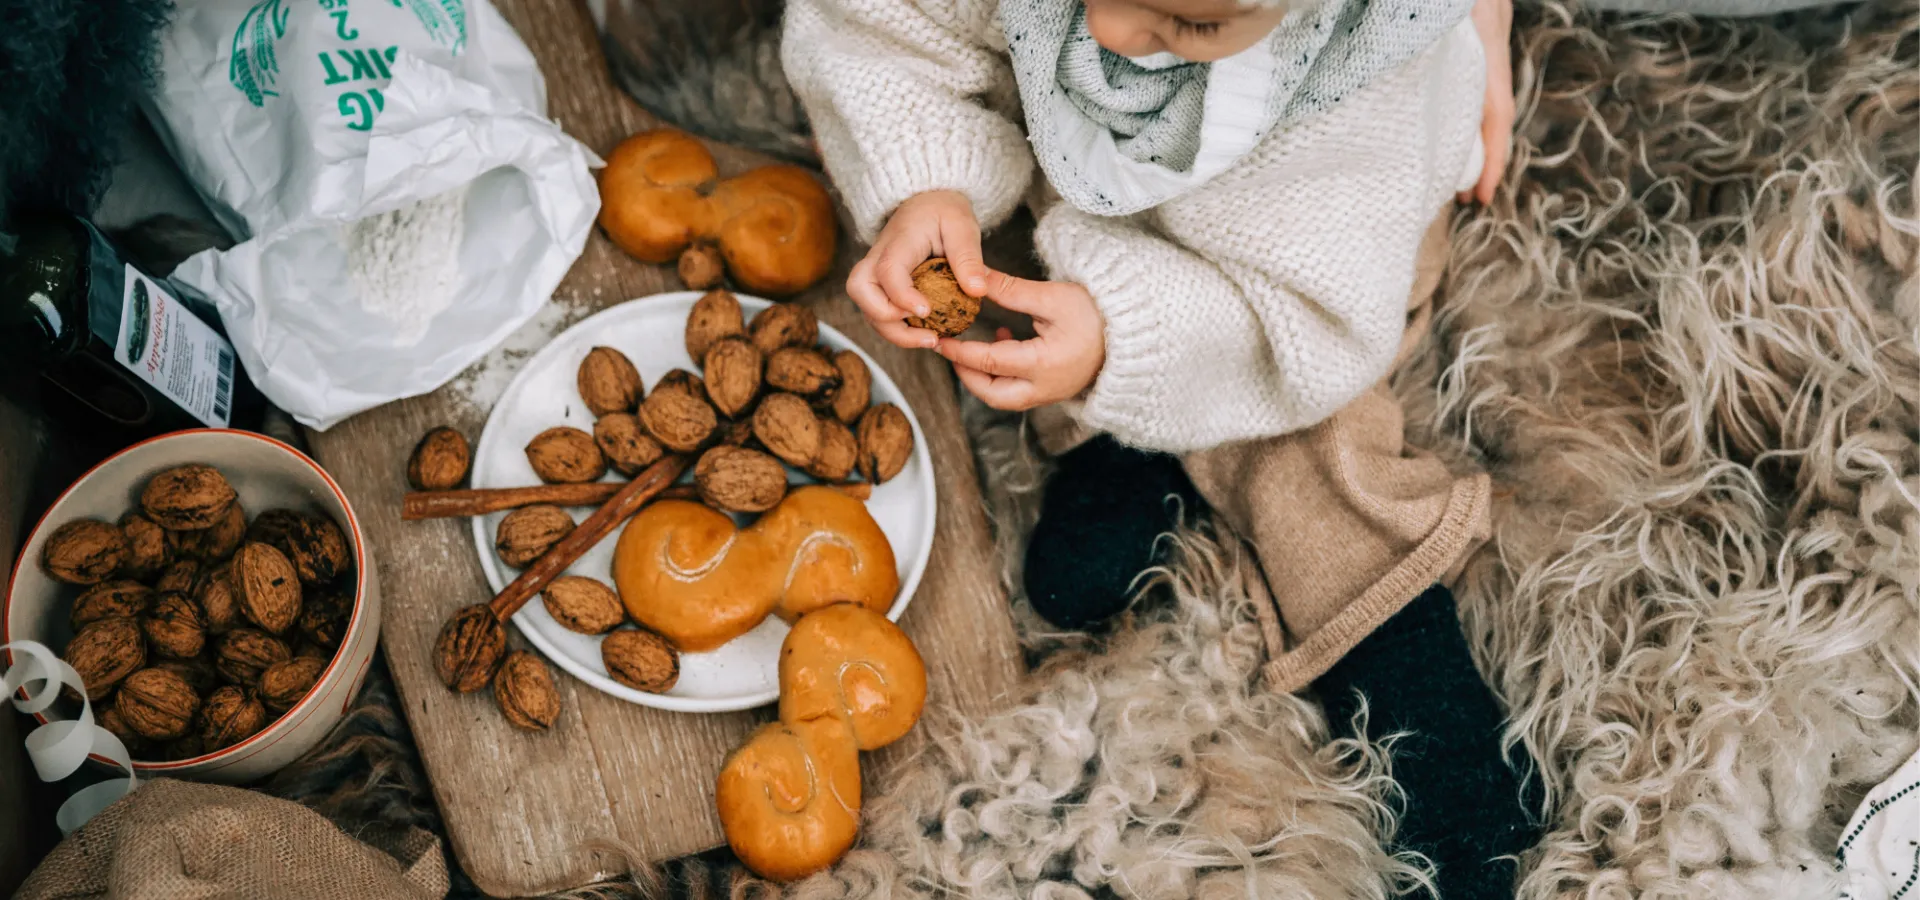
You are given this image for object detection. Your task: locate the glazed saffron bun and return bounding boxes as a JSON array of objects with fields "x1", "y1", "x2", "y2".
[
  {"x1": 777, "y1": 603, "x2": 926, "y2": 752},
  {"x1": 596, "y1": 129, "x2": 837, "y2": 297},
  {"x1": 611, "y1": 487, "x2": 898, "y2": 652},
  {"x1": 715, "y1": 714, "x2": 863, "y2": 883}
]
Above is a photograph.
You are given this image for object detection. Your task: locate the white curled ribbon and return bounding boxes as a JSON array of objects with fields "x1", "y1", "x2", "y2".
[{"x1": 2, "y1": 640, "x2": 139, "y2": 833}]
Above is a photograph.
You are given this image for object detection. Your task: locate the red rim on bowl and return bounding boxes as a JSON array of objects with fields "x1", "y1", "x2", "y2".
[{"x1": 1, "y1": 428, "x2": 371, "y2": 771}]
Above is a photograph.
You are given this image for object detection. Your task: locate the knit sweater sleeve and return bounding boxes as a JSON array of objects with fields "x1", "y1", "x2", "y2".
[
  {"x1": 782, "y1": 0, "x2": 1033, "y2": 242},
  {"x1": 1034, "y1": 23, "x2": 1485, "y2": 454}
]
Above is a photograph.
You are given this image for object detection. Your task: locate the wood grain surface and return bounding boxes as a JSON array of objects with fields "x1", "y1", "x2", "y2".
[{"x1": 300, "y1": 0, "x2": 1026, "y2": 894}]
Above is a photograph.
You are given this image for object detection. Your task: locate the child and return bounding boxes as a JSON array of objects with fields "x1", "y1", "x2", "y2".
[{"x1": 784, "y1": 0, "x2": 1533, "y2": 895}]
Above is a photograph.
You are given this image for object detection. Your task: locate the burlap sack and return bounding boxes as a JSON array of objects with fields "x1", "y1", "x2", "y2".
[{"x1": 14, "y1": 779, "x2": 447, "y2": 900}]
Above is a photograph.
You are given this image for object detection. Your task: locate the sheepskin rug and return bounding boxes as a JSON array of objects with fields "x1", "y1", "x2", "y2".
[{"x1": 265, "y1": 3, "x2": 1919, "y2": 897}]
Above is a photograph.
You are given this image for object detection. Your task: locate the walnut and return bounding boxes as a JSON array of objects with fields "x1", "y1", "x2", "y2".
[
  {"x1": 407, "y1": 427, "x2": 472, "y2": 491},
  {"x1": 247, "y1": 510, "x2": 351, "y2": 585},
  {"x1": 166, "y1": 500, "x2": 246, "y2": 563},
  {"x1": 719, "y1": 418, "x2": 756, "y2": 447},
  {"x1": 152, "y1": 655, "x2": 219, "y2": 696},
  {"x1": 703, "y1": 338, "x2": 764, "y2": 418},
  {"x1": 678, "y1": 244, "x2": 726, "y2": 291},
  {"x1": 695, "y1": 446, "x2": 789, "y2": 513},
  {"x1": 116, "y1": 668, "x2": 200, "y2": 741},
  {"x1": 140, "y1": 464, "x2": 237, "y2": 531},
  {"x1": 542, "y1": 576, "x2": 626, "y2": 635},
  {"x1": 215, "y1": 628, "x2": 291, "y2": 685},
  {"x1": 857, "y1": 403, "x2": 914, "y2": 484},
  {"x1": 494, "y1": 651, "x2": 561, "y2": 731},
  {"x1": 805, "y1": 417, "x2": 859, "y2": 483},
  {"x1": 525, "y1": 426, "x2": 609, "y2": 484},
  {"x1": 434, "y1": 604, "x2": 506, "y2": 693},
  {"x1": 98, "y1": 701, "x2": 146, "y2": 753},
  {"x1": 201, "y1": 685, "x2": 267, "y2": 750},
  {"x1": 62, "y1": 617, "x2": 146, "y2": 701},
  {"x1": 640, "y1": 380, "x2": 718, "y2": 453},
  {"x1": 69, "y1": 581, "x2": 154, "y2": 632},
  {"x1": 753, "y1": 393, "x2": 822, "y2": 468},
  {"x1": 117, "y1": 513, "x2": 172, "y2": 581},
  {"x1": 41, "y1": 519, "x2": 127, "y2": 584},
  {"x1": 748, "y1": 303, "x2": 818, "y2": 355},
  {"x1": 298, "y1": 587, "x2": 354, "y2": 650},
  {"x1": 765, "y1": 347, "x2": 840, "y2": 399},
  {"x1": 233, "y1": 542, "x2": 302, "y2": 635},
  {"x1": 904, "y1": 257, "x2": 980, "y2": 336},
  {"x1": 602, "y1": 628, "x2": 679, "y2": 694},
  {"x1": 144, "y1": 592, "x2": 207, "y2": 660},
  {"x1": 653, "y1": 368, "x2": 708, "y2": 403},
  {"x1": 198, "y1": 565, "x2": 239, "y2": 635},
  {"x1": 494, "y1": 505, "x2": 575, "y2": 568},
  {"x1": 593, "y1": 413, "x2": 666, "y2": 477},
  {"x1": 824, "y1": 350, "x2": 873, "y2": 425},
  {"x1": 155, "y1": 560, "x2": 206, "y2": 596},
  {"x1": 258, "y1": 655, "x2": 326, "y2": 712},
  {"x1": 578, "y1": 346, "x2": 644, "y2": 417},
  {"x1": 685, "y1": 289, "x2": 746, "y2": 363}
]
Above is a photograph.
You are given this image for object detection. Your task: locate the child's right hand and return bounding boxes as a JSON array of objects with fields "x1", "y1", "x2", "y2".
[{"x1": 848, "y1": 190, "x2": 994, "y2": 350}]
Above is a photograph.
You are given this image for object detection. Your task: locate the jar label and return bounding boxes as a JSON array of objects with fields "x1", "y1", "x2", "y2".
[{"x1": 113, "y1": 266, "x2": 237, "y2": 428}]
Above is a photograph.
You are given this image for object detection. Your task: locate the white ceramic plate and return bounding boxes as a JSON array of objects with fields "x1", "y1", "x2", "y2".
[{"x1": 471, "y1": 293, "x2": 936, "y2": 713}]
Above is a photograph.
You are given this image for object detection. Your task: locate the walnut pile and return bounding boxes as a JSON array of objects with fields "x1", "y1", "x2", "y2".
[{"x1": 44, "y1": 462, "x2": 358, "y2": 762}]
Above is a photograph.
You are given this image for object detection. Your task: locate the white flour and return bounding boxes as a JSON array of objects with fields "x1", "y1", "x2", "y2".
[{"x1": 346, "y1": 186, "x2": 469, "y2": 343}]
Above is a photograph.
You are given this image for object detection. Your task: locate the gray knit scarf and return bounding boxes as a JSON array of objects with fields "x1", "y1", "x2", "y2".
[{"x1": 1001, "y1": 0, "x2": 1472, "y2": 215}]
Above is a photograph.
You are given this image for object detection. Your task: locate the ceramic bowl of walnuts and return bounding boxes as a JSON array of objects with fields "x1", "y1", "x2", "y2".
[{"x1": 2, "y1": 429, "x2": 380, "y2": 783}]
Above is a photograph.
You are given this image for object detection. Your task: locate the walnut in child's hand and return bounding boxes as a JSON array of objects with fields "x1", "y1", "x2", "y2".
[
  {"x1": 848, "y1": 191, "x2": 992, "y2": 350},
  {"x1": 935, "y1": 274, "x2": 1105, "y2": 412}
]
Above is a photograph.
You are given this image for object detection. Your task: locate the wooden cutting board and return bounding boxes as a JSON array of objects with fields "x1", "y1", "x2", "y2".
[{"x1": 300, "y1": 0, "x2": 1026, "y2": 894}]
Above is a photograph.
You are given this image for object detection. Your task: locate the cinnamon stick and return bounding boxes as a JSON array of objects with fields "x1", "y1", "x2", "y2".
[
  {"x1": 486, "y1": 454, "x2": 690, "y2": 621},
  {"x1": 404, "y1": 481, "x2": 871, "y2": 520}
]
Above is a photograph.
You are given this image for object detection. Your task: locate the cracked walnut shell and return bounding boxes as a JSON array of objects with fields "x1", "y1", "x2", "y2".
[
  {"x1": 117, "y1": 668, "x2": 201, "y2": 741},
  {"x1": 857, "y1": 404, "x2": 913, "y2": 484},
  {"x1": 602, "y1": 628, "x2": 679, "y2": 694},
  {"x1": 408, "y1": 427, "x2": 472, "y2": 491},
  {"x1": 233, "y1": 542, "x2": 302, "y2": 635},
  {"x1": 42, "y1": 519, "x2": 127, "y2": 585},
  {"x1": 695, "y1": 446, "x2": 789, "y2": 514},
  {"x1": 578, "y1": 346, "x2": 645, "y2": 416},
  {"x1": 542, "y1": 576, "x2": 625, "y2": 636},
  {"x1": 687, "y1": 290, "x2": 746, "y2": 368},
  {"x1": 495, "y1": 505, "x2": 575, "y2": 569},
  {"x1": 141, "y1": 464, "x2": 237, "y2": 531},
  {"x1": 526, "y1": 427, "x2": 609, "y2": 484},
  {"x1": 904, "y1": 257, "x2": 979, "y2": 337},
  {"x1": 495, "y1": 651, "x2": 561, "y2": 731},
  {"x1": 753, "y1": 393, "x2": 821, "y2": 468}
]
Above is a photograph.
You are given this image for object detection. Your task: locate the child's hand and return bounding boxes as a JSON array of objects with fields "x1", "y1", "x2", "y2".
[
  {"x1": 848, "y1": 190, "x2": 994, "y2": 350},
  {"x1": 934, "y1": 274, "x2": 1104, "y2": 411},
  {"x1": 1462, "y1": 0, "x2": 1514, "y2": 206}
]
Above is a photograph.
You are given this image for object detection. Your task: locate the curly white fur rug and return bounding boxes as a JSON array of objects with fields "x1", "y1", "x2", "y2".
[{"x1": 264, "y1": 3, "x2": 1918, "y2": 898}]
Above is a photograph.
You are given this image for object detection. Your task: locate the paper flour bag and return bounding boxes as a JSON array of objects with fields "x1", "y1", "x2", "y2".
[{"x1": 145, "y1": 0, "x2": 600, "y2": 429}]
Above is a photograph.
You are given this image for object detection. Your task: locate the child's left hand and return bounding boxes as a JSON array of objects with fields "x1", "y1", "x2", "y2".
[
  {"x1": 1462, "y1": 0, "x2": 1514, "y2": 206},
  {"x1": 934, "y1": 274, "x2": 1105, "y2": 411}
]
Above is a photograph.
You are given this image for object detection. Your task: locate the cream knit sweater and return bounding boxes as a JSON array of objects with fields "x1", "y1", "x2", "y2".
[{"x1": 783, "y1": 0, "x2": 1486, "y2": 452}]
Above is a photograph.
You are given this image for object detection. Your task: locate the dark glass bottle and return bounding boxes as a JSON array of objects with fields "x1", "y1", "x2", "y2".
[{"x1": 0, "y1": 212, "x2": 266, "y2": 445}]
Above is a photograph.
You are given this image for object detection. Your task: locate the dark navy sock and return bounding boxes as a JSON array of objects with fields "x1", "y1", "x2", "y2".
[
  {"x1": 1318, "y1": 584, "x2": 1542, "y2": 899},
  {"x1": 1022, "y1": 436, "x2": 1199, "y2": 629}
]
